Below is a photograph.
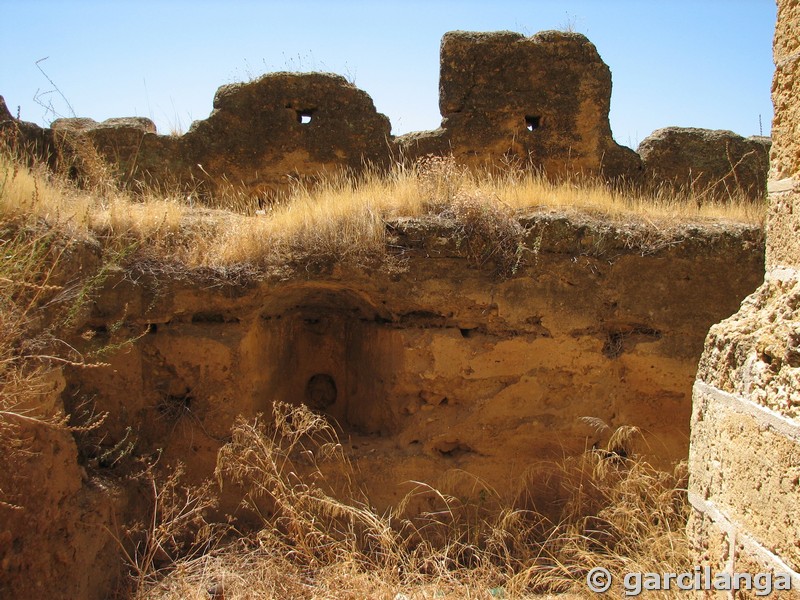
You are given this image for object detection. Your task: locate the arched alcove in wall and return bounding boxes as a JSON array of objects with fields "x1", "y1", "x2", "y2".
[{"x1": 254, "y1": 283, "x2": 401, "y2": 435}]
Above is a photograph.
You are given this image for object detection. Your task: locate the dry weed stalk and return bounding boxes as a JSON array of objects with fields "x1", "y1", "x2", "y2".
[
  {"x1": 132, "y1": 404, "x2": 690, "y2": 600},
  {"x1": 0, "y1": 159, "x2": 142, "y2": 513},
  {"x1": 121, "y1": 462, "x2": 223, "y2": 595}
]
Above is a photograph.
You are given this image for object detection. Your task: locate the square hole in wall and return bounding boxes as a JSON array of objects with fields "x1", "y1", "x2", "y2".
[{"x1": 525, "y1": 115, "x2": 541, "y2": 131}]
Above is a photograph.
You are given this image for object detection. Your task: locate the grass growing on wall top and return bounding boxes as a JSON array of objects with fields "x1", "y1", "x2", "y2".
[{"x1": 1, "y1": 151, "x2": 764, "y2": 276}]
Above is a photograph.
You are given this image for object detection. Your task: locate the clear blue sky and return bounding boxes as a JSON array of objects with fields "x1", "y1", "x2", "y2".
[{"x1": 1, "y1": 1, "x2": 776, "y2": 149}]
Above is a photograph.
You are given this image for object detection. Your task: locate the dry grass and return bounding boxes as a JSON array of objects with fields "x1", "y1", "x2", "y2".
[
  {"x1": 1, "y1": 152, "x2": 764, "y2": 277},
  {"x1": 128, "y1": 403, "x2": 689, "y2": 600},
  {"x1": 0, "y1": 215, "x2": 109, "y2": 511}
]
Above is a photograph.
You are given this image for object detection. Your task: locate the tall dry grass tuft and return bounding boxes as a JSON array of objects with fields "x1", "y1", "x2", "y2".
[
  {"x1": 511, "y1": 434, "x2": 690, "y2": 597},
  {"x1": 1, "y1": 149, "x2": 764, "y2": 278},
  {"x1": 0, "y1": 217, "x2": 101, "y2": 511},
  {"x1": 485, "y1": 167, "x2": 764, "y2": 225},
  {"x1": 133, "y1": 404, "x2": 690, "y2": 600},
  {"x1": 215, "y1": 172, "x2": 391, "y2": 269},
  {"x1": 215, "y1": 404, "x2": 402, "y2": 574},
  {"x1": 0, "y1": 146, "x2": 148, "y2": 511}
]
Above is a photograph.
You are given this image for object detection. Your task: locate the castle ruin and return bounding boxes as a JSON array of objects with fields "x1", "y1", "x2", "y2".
[{"x1": 2, "y1": 30, "x2": 768, "y2": 201}]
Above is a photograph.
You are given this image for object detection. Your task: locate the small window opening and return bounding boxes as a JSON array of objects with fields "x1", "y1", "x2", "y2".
[
  {"x1": 305, "y1": 373, "x2": 337, "y2": 410},
  {"x1": 297, "y1": 110, "x2": 313, "y2": 125},
  {"x1": 525, "y1": 115, "x2": 541, "y2": 131}
]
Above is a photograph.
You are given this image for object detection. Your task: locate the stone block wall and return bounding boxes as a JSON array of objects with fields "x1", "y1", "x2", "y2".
[
  {"x1": 689, "y1": 380, "x2": 800, "y2": 594},
  {"x1": 687, "y1": 0, "x2": 800, "y2": 592}
]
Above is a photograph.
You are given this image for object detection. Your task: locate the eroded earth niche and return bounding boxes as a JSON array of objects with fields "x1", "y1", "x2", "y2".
[{"x1": 64, "y1": 214, "x2": 764, "y2": 518}]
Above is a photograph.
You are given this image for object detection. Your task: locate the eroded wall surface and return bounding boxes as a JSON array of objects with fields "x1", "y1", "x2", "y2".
[
  {"x1": 396, "y1": 31, "x2": 641, "y2": 179},
  {"x1": 688, "y1": 0, "x2": 800, "y2": 592},
  {"x1": 64, "y1": 214, "x2": 763, "y2": 518}
]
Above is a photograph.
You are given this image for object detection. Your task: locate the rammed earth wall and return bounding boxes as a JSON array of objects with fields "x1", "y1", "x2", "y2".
[{"x1": 0, "y1": 30, "x2": 769, "y2": 202}]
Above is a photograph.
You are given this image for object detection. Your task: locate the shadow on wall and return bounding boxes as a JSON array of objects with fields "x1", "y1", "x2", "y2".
[{"x1": 254, "y1": 285, "x2": 401, "y2": 436}]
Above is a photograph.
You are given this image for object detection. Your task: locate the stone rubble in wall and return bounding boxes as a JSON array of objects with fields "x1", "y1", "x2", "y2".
[{"x1": 699, "y1": 270, "x2": 800, "y2": 421}]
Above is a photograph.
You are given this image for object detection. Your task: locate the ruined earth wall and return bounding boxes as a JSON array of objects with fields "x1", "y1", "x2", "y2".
[
  {"x1": 65, "y1": 214, "x2": 763, "y2": 519},
  {"x1": 687, "y1": 0, "x2": 800, "y2": 591},
  {"x1": 1, "y1": 30, "x2": 769, "y2": 201},
  {"x1": 637, "y1": 128, "x2": 770, "y2": 202},
  {"x1": 395, "y1": 31, "x2": 641, "y2": 179}
]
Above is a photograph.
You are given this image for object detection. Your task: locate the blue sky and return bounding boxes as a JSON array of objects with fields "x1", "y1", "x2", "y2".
[{"x1": 1, "y1": 1, "x2": 776, "y2": 149}]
